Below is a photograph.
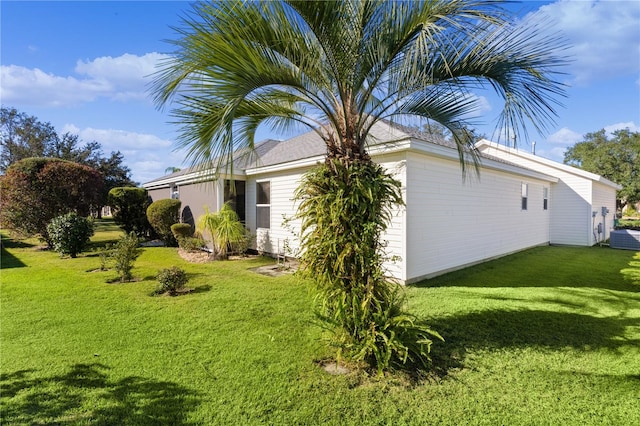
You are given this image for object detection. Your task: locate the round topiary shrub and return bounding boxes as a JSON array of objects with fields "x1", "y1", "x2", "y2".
[
  {"x1": 171, "y1": 223, "x2": 192, "y2": 240},
  {"x1": 46, "y1": 213, "x2": 95, "y2": 258},
  {"x1": 146, "y1": 198, "x2": 181, "y2": 246},
  {"x1": 156, "y1": 266, "x2": 189, "y2": 295}
]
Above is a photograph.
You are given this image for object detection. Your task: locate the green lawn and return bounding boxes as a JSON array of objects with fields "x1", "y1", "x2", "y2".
[{"x1": 1, "y1": 224, "x2": 639, "y2": 425}]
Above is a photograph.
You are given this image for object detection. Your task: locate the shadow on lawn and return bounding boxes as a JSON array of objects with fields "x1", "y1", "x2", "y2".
[
  {"x1": 621, "y1": 253, "x2": 640, "y2": 286},
  {"x1": 428, "y1": 309, "x2": 639, "y2": 377},
  {"x1": 0, "y1": 363, "x2": 200, "y2": 425},
  {"x1": 0, "y1": 245, "x2": 26, "y2": 269}
]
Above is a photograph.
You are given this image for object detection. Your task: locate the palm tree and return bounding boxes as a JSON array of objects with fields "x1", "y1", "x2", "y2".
[{"x1": 152, "y1": 0, "x2": 567, "y2": 372}]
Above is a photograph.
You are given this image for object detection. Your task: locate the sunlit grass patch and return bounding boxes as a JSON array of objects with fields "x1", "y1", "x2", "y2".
[{"x1": 2, "y1": 225, "x2": 639, "y2": 425}]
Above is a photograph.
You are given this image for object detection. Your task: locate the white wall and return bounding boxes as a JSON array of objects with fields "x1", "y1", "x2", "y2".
[
  {"x1": 548, "y1": 177, "x2": 592, "y2": 246},
  {"x1": 591, "y1": 181, "x2": 617, "y2": 244},
  {"x1": 246, "y1": 168, "x2": 306, "y2": 258},
  {"x1": 246, "y1": 155, "x2": 408, "y2": 281},
  {"x1": 478, "y1": 144, "x2": 614, "y2": 246},
  {"x1": 404, "y1": 151, "x2": 551, "y2": 282}
]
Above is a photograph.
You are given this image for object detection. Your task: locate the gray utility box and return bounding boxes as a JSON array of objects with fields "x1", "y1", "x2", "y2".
[{"x1": 610, "y1": 229, "x2": 640, "y2": 250}]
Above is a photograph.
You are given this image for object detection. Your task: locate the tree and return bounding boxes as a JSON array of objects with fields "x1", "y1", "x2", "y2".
[
  {"x1": 0, "y1": 106, "x2": 58, "y2": 172},
  {"x1": 0, "y1": 157, "x2": 103, "y2": 245},
  {"x1": 152, "y1": 0, "x2": 566, "y2": 372},
  {"x1": 564, "y1": 128, "x2": 640, "y2": 210},
  {"x1": 107, "y1": 187, "x2": 152, "y2": 236},
  {"x1": 1, "y1": 106, "x2": 136, "y2": 214}
]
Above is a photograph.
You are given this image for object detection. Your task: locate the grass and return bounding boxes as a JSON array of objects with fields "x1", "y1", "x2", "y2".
[{"x1": 1, "y1": 222, "x2": 639, "y2": 425}]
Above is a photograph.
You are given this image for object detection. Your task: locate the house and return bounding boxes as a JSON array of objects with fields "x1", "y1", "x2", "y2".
[{"x1": 143, "y1": 121, "x2": 621, "y2": 284}]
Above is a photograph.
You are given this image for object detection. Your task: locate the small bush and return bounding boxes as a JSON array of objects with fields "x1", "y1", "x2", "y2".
[
  {"x1": 98, "y1": 245, "x2": 112, "y2": 270},
  {"x1": 171, "y1": 223, "x2": 192, "y2": 240},
  {"x1": 46, "y1": 213, "x2": 94, "y2": 258},
  {"x1": 112, "y1": 232, "x2": 141, "y2": 282},
  {"x1": 179, "y1": 235, "x2": 207, "y2": 252},
  {"x1": 197, "y1": 203, "x2": 245, "y2": 259},
  {"x1": 156, "y1": 266, "x2": 189, "y2": 295},
  {"x1": 235, "y1": 228, "x2": 255, "y2": 256},
  {"x1": 147, "y1": 199, "x2": 181, "y2": 246}
]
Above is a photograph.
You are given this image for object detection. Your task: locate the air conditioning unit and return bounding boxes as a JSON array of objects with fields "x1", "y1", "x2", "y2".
[{"x1": 610, "y1": 229, "x2": 640, "y2": 250}]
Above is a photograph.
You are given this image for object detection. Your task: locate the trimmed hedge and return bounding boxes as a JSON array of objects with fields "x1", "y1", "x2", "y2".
[{"x1": 147, "y1": 199, "x2": 181, "y2": 246}]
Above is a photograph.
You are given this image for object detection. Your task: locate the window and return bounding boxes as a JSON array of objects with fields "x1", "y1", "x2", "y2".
[
  {"x1": 521, "y1": 183, "x2": 528, "y2": 210},
  {"x1": 224, "y1": 180, "x2": 246, "y2": 222},
  {"x1": 543, "y1": 187, "x2": 548, "y2": 210},
  {"x1": 171, "y1": 185, "x2": 179, "y2": 199},
  {"x1": 256, "y1": 181, "x2": 270, "y2": 228}
]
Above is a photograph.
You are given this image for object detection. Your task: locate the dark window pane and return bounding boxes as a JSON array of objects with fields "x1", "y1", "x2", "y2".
[
  {"x1": 522, "y1": 197, "x2": 528, "y2": 210},
  {"x1": 257, "y1": 182, "x2": 270, "y2": 204},
  {"x1": 257, "y1": 206, "x2": 270, "y2": 228}
]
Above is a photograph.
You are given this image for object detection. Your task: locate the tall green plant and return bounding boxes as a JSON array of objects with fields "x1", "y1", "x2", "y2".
[
  {"x1": 152, "y1": 0, "x2": 567, "y2": 372},
  {"x1": 295, "y1": 159, "x2": 441, "y2": 371},
  {"x1": 197, "y1": 203, "x2": 246, "y2": 259},
  {"x1": 112, "y1": 232, "x2": 141, "y2": 282}
]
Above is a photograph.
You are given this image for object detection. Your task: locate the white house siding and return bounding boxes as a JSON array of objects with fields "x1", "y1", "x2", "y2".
[
  {"x1": 477, "y1": 143, "x2": 619, "y2": 246},
  {"x1": 404, "y1": 151, "x2": 551, "y2": 282},
  {"x1": 367, "y1": 153, "x2": 408, "y2": 282},
  {"x1": 591, "y1": 181, "x2": 617, "y2": 244},
  {"x1": 246, "y1": 168, "x2": 307, "y2": 257},
  {"x1": 246, "y1": 155, "x2": 409, "y2": 281},
  {"x1": 548, "y1": 177, "x2": 592, "y2": 246}
]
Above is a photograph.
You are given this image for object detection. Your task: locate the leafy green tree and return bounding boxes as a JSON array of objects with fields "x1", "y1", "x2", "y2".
[
  {"x1": 1, "y1": 106, "x2": 135, "y2": 214},
  {"x1": 564, "y1": 128, "x2": 640, "y2": 209},
  {"x1": 152, "y1": 0, "x2": 567, "y2": 372},
  {"x1": 0, "y1": 106, "x2": 58, "y2": 172},
  {"x1": 107, "y1": 187, "x2": 152, "y2": 236},
  {"x1": 0, "y1": 158, "x2": 103, "y2": 245}
]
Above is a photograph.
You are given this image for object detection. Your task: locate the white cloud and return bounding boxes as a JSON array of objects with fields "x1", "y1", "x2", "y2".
[
  {"x1": 546, "y1": 127, "x2": 583, "y2": 145},
  {"x1": 75, "y1": 53, "x2": 168, "y2": 101},
  {"x1": 0, "y1": 52, "x2": 171, "y2": 107},
  {"x1": 603, "y1": 121, "x2": 640, "y2": 134},
  {"x1": 534, "y1": 0, "x2": 640, "y2": 84},
  {"x1": 60, "y1": 124, "x2": 175, "y2": 183},
  {"x1": 0, "y1": 65, "x2": 111, "y2": 107}
]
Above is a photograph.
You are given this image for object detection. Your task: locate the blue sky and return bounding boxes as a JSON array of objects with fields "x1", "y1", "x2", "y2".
[{"x1": 2, "y1": 1, "x2": 639, "y2": 184}]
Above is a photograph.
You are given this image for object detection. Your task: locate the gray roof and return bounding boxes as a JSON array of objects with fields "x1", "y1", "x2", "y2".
[{"x1": 143, "y1": 120, "x2": 542, "y2": 186}]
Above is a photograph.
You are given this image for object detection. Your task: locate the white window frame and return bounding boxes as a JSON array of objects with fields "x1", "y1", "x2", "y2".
[
  {"x1": 256, "y1": 180, "x2": 271, "y2": 229},
  {"x1": 521, "y1": 183, "x2": 528, "y2": 211},
  {"x1": 543, "y1": 187, "x2": 548, "y2": 210},
  {"x1": 170, "y1": 184, "x2": 179, "y2": 200}
]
